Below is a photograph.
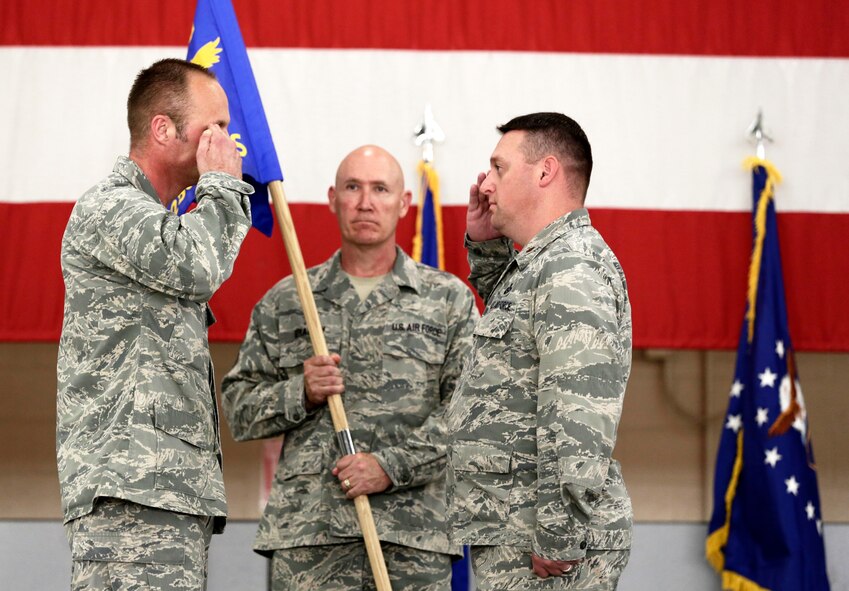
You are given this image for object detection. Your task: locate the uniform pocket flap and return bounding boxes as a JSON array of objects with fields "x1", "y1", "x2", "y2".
[
  {"x1": 153, "y1": 393, "x2": 213, "y2": 450},
  {"x1": 383, "y1": 326, "x2": 447, "y2": 365},
  {"x1": 558, "y1": 455, "x2": 609, "y2": 490},
  {"x1": 451, "y1": 441, "x2": 512, "y2": 474},
  {"x1": 72, "y1": 532, "x2": 185, "y2": 564},
  {"x1": 281, "y1": 447, "x2": 325, "y2": 477},
  {"x1": 473, "y1": 310, "x2": 512, "y2": 339},
  {"x1": 277, "y1": 339, "x2": 313, "y2": 369}
]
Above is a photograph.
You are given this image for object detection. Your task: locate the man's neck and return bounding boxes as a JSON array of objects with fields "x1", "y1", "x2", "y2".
[
  {"x1": 516, "y1": 200, "x2": 581, "y2": 246},
  {"x1": 339, "y1": 242, "x2": 397, "y2": 277},
  {"x1": 128, "y1": 150, "x2": 183, "y2": 208}
]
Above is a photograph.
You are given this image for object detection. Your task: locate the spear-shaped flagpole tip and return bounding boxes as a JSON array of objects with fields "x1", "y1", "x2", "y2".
[
  {"x1": 413, "y1": 104, "x2": 446, "y2": 164},
  {"x1": 746, "y1": 109, "x2": 774, "y2": 160}
]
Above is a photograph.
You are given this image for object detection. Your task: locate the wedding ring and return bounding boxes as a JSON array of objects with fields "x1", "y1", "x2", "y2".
[{"x1": 343, "y1": 478, "x2": 352, "y2": 490}]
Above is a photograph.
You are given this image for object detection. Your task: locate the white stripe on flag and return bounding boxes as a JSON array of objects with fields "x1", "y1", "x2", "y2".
[{"x1": 2, "y1": 47, "x2": 848, "y2": 212}]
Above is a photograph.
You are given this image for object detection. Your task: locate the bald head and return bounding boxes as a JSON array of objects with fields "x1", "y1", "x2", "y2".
[
  {"x1": 328, "y1": 144, "x2": 412, "y2": 255},
  {"x1": 334, "y1": 145, "x2": 405, "y2": 192}
]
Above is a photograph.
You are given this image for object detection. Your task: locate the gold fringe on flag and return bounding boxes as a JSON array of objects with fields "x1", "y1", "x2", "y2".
[{"x1": 742, "y1": 157, "x2": 783, "y2": 343}]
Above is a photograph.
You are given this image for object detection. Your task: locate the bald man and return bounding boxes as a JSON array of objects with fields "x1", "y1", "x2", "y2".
[{"x1": 222, "y1": 146, "x2": 479, "y2": 590}]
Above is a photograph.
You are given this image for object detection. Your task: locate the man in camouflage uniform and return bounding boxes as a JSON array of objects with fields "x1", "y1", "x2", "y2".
[
  {"x1": 446, "y1": 113, "x2": 633, "y2": 590},
  {"x1": 57, "y1": 59, "x2": 253, "y2": 590},
  {"x1": 222, "y1": 145, "x2": 478, "y2": 590}
]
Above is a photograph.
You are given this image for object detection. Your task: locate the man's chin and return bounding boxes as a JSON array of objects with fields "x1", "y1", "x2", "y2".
[{"x1": 347, "y1": 232, "x2": 388, "y2": 247}]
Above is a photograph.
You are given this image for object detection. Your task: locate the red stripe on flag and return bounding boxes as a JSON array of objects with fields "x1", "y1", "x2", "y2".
[
  {"x1": 3, "y1": 0, "x2": 849, "y2": 57},
  {"x1": 2, "y1": 203, "x2": 847, "y2": 350}
]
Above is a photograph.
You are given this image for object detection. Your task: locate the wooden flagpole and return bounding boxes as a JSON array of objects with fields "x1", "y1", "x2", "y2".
[{"x1": 267, "y1": 180, "x2": 392, "y2": 591}]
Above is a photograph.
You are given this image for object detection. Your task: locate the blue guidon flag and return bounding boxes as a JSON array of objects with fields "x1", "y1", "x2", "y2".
[
  {"x1": 412, "y1": 161, "x2": 445, "y2": 269},
  {"x1": 706, "y1": 159, "x2": 830, "y2": 590},
  {"x1": 171, "y1": 0, "x2": 281, "y2": 236}
]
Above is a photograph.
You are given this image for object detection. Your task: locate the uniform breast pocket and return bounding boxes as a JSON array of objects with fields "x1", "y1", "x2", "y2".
[
  {"x1": 468, "y1": 310, "x2": 514, "y2": 386},
  {"x1": 382, "y1": 327, "x2": 447, "y2": 415},
  {"x1": 473, "y1": 310, "x2": 512, "y2": 347},
  {"x1": 166, "y1": 303, "x2": 209, "y2": 375},
  {"x1": 450, "y1": 441, "x2": 514, "y2": 523},
  {"x1": 276, "y1": 323, "x2": 329, "y2": 379}
]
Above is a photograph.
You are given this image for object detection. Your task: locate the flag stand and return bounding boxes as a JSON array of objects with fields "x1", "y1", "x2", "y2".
[{"x1": 267, "y1": 180, "x2": 392, "y2": 591}]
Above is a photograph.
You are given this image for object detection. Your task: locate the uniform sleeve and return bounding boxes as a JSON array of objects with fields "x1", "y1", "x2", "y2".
[
  {"x1": 81, "y1": 172, "x2": 252, "y2": 302},
  {"x1": 221, "y1": 292, "x2": 315, "y2": 441},
  {"x1": 532, "y1": 255, "x2": 628, "y2": 561},
  {"x1": 466, "y1": 235, "x2": 514, "y2": 302},
  {"x1": 372, "y1": 283, "x2": 479, "y2": 491}
]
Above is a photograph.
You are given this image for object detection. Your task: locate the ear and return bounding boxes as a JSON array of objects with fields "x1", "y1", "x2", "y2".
[
  {"x1": 398, "y1": 189, "x2": 412, "y2": 219},
  {"x1": 327, "y1": 185, "x2": 338, "y2": 214},
  {"x1": 538, "y1": 155, "x2": 560, "y2": 188},
  {"x1": 149, "y1": 114, "x2": 173, "y2": 146}
]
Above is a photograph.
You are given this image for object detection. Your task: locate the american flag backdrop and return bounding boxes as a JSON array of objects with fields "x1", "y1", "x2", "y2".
[{"x1": 1, "y1": 0, "x2": 849, "y2": 352}]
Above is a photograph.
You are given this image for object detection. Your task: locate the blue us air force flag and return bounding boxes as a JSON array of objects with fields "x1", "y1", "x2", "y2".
[
  {"x1": 171, "y1": 0, "x2": 281, "y2": 236},
  {"x1": 412, "y1": 161, "x2": 445, "y2": 269},
  {"x1": 706, "y1": 159, "x2": 829, "y2": 591}
]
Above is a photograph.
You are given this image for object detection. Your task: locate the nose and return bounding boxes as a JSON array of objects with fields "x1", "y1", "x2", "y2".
[
  {"x1": 357, "y1": 190, "x2": 375, "y2": 210},
  {"x1": 480, "y1": 170, "x2": 495, "y2": 194}
]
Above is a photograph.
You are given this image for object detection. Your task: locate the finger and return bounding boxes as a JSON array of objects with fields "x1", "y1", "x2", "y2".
[
  {"x1": 198, "y1": 128, "x2": 212, "y2": 152},
  {"x1": 306, "y1": 366, "x2": 341, "y2": 381},
  {"x1": 335, "y1": 456, "x2": 354, "y2": 470},
  {"x1": 311, "y1": 380, "x2": 342, "y2": 395},
  {"x1": 307, "y1": 355, "x2": 341, "y2": 369},
  {"x1": 310, "y1": 383, "x2": 343, "y2": 397},
  {"x1": 545, "y1": 564, "x2": 564, "y2": 576},
  {"x1": 532, "y1": 562, "x2": 549, "y2": 578}
]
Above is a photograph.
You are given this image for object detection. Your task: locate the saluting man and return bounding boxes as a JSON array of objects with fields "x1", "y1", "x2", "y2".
[
  {"x1": 58, "y1": 58, "x2": 253, "y2": 590},
  {"x1": 447, "y1": 112, "x2": 633, "y2": 590}
]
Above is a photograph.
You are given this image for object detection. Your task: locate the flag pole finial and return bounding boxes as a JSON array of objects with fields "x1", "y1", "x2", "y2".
[
  {"x1": 413, "y1": 104, "x2": 445, "y2": 164},
  {"x1": 746, "y1": 109, "x2": 773, "y2": 160}
]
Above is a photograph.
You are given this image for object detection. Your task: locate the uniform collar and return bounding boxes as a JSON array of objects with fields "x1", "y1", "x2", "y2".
[
  {"x1": 114, "y1": 156, "x2": 161, "y2": 207},
  {"x1": 513, "y1": 208, "x2": 590, "y2": 269},
  {"x1": 313, "y1": 247, "x2": 421, "y2": 310}
]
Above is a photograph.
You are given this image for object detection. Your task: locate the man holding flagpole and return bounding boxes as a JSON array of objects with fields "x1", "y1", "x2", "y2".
[
  {"x1": 222, "y1": 145, "x2": 478, "y2": 590},
  {"x1": 57, "y1": 58, "x2": 253, "y2": 590}
]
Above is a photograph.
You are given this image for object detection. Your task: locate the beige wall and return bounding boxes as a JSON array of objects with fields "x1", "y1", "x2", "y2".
[{"x1": 2, "y1": 343, "x2": 846, "y2": 522}]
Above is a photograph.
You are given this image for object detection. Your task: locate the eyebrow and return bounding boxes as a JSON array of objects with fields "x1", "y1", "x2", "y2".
[{"x1": 342, "y1": 177, "x2": 389, "y2": 186}]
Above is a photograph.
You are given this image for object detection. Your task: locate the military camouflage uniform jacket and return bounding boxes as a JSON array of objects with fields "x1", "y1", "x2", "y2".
[
  {"x1": 57, "y1": 156, "x2": 252, "y2": 531},
  {"x1": 446, "y1": 208, "x2": 633, "y2": 562},
  {"x1": 222, "y1": 247, "x2": 478, "y2": 555}
]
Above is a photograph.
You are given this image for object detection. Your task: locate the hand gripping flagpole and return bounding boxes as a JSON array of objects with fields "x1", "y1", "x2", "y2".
[{"x1": 267, "y1": 180, "x2": 392, "y2": 591}]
